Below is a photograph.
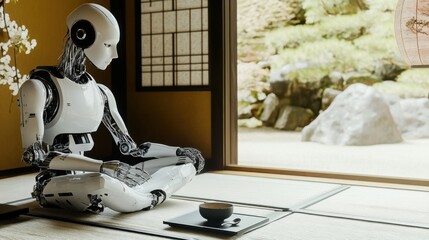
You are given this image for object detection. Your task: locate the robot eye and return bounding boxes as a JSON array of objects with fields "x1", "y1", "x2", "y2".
[{"x1": 104, "y1": 43, "x2": 112, "y2": 48}]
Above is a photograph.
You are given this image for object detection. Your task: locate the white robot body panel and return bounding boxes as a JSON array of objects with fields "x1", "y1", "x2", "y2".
[
  {"x1": 43, "y1": 75, "x2": 104, "y2": 145},
  {"x1": 19, "y1": 79, "x2": 47, "y2": 148},
  {"x1": 68, "y1": 133, "x2": 94, "y2": 153},
  {"x1": 42, "y1": 173, "x2": 153, "y2": 212},
  {"x1": 143, "y1": 143, "x2": 178, "y2": 158},
  {"x1": 48, "y1": 153, "x2": 102, "y2": 172},
  {"x1": 41, "y1": 163, "x2": 195, "y2": 212},
  {"x1": 134, "y1": 163, "x2": 196, "y2": 198}
]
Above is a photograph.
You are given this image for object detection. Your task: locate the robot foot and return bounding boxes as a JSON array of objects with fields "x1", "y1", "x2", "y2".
[
  {"x1": 152, "y1": 190, "x2": 166, "y2": 206},
  {"x1": 143, "y1": 190, "x2": 166, "y2": 210}
]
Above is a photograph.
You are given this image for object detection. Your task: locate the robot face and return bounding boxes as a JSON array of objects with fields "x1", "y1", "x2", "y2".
[
  {"x1": 67, "y1": 4, "x2": 120, "y2": 70},
  {"x1": 84, "y1": 26, "x2": 120, "y2": 70}
]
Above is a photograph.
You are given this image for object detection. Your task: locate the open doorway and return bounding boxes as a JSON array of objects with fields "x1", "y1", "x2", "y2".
[{"x1": 234, "y1": 0, "x2": 429, "y2": 182}]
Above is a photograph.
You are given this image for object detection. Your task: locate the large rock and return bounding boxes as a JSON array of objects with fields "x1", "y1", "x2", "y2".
[
  {"x1": 302, "y1": 83, "x2": 403, "y2": 145},
  {"x1": 400, "y1": 98, "x2": 429, "y2": 138},
  {"x1": 321, "y1": 88, "x2": 342, "y2": 110},
  {"x1": 386, "y1": 95, "x2": 429, "y2": 139},
  {"x1": 269, "y1": 61, "x2": 310, "y2": 97},
  {"x1": 238, "y1": 117, "x2": 263, "y2": 128},
  {"x1": 260, "y1": 93, "x2": 280, "y2": 125},
  {"x1": 320, "y1": 0, "x2": 367, "y2": 15},
  {"x1": 275, "y1": 106, "x2": 313, "y2": 131}
]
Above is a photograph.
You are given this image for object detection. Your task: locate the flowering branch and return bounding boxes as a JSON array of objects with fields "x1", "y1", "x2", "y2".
[
  {"x1": 406, "y1": 16, "x2": 429, "y2": 35},
  {"x1": 0, "y1": 0, "x2": 37, "y2": 95}
]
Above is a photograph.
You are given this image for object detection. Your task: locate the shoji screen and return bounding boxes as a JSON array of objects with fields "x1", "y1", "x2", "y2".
[{"x1": 138, "y1": 0, "x2": 209, "y2": 89}]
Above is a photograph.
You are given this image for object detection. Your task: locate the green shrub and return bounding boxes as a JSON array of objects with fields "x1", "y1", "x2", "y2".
[
  {"x1": 397, "y1": 68, "x2": 429, "y2": 84},
  {"x1": 284, "y1": 67, "x2": 331, "y2": 89},
  {"x1": 272, "y1": 39, "x2": 376, "y2": 74},
  {"x1": 265, "y1": 25, "x2": 321, "y2": 54},
  {"x1": 318, "y1": 13, "x2": 369, "y2": 40},
  {"x1": 301, "y1": 0, "x2": 327, "y2": 23},
  {"x1": 363, "y1": 0, "x2": 396, "y2": 13}
]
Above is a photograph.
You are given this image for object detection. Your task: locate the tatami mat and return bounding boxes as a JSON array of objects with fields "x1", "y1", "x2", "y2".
[
  {"x1": 244, "y1": 213, "x2": 429, "y2": 240},
  {"x1": 4, "y1": 172, "x2": 429, "y2": 239},
  {"x1": 305, "y1": 186, "x2": 429, "y2": 228},
  {"x1": 18, "y1": 198, "x2": 280, "y2": 240},
  {"x1": 1, "y1": 215, "x2": 166, "y2": 240},
  {"x1": 0, "y1": 173, "x2": 35, "y2": 204},
  {"x1": 174, "y1": 173, "x2": 343, "y2": 209}
]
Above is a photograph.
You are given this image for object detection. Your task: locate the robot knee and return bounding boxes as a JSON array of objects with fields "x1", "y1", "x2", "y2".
[
  {"x1": 142, "y1": 190, "x2": 166, "y2": 210},
  {"x1": 151, "y1": 190, "x2": 166, "y2": 205},
  {"x1": 181, "y1": 163, "x2": 197, "y2": 182}
]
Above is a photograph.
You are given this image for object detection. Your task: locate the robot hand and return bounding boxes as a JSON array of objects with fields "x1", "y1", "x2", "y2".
[
  {"x1": 22, "y1": 142, "x2": 47, "y2": 167},
  {"x1": 101, "y1": 160, "x2": 151, "y2": 187},
  {"x1": 117, "y1": 141, "x2": 150, "y2": 157},
  {"x1": 130, "y1": 142, "x2": 151, "y2": 157},
  {"x1": 176, "y1": 147, "x2": 205, "y2": 173}
]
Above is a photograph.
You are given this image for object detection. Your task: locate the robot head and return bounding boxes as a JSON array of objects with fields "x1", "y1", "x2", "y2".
[{"x1": 66, "y1": 3, "x2": 119, "y2": 70}]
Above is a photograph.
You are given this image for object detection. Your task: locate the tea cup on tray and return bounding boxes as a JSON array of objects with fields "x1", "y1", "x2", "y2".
[{"x1": 199, "y1": 202, "x2": 239, "y2": 226}]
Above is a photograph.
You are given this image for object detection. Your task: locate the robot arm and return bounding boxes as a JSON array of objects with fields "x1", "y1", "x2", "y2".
[
  {"x1": 19, "y1": 80, "x2": 146, "y2": 186},
  {"x1": 46, "y1": 152, "x2": 148, "y2": 187},
  {"x1": 19, "y1": 79, "x2": 102, "y2": 172},
  {"x1": 19, "y1": 79, "x2": 48, "y2": 166},
  {"x1": 98, "y1": 84, "x2": 205, "y2": 173},
  {"x1": 98, "y1": 84, "x2": 178, "y2": 158}
]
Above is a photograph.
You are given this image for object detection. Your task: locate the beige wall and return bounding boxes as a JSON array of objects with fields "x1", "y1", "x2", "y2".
[
  {"x1": 124, "y1": 2, "x2": 212, "y2": 160},
  {"x1": 0, "y1": 0, "x2": 111, "y2": 171}
]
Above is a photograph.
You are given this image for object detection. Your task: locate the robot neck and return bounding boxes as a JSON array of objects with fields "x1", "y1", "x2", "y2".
[
  {"x1": 58, "y1": 37, "x2": 88, "y2": 83},
  {"x1": 67, "y1": 64, "x2": 89, "y2": 84},
  {"x1": 58, "y1": 62, "x2": 88, "y2": 84},
  {"x1": 34, "y1": 66, "x2": 90, "y2": 85}
]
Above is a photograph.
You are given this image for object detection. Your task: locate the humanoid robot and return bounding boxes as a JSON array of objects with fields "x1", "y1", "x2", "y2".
[{"x1": 18, "y1": 3, "x2": 204, "y2": 213}]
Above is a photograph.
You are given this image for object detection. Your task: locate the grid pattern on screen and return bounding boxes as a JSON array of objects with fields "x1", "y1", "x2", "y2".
[{"x1": 139, "y1": 0, "x2": 209, "y2": 88}]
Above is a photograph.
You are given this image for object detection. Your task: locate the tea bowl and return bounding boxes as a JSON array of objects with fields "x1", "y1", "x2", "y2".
[{"x1": 199, "y1": 202, "x2": 233, "y2": 224}]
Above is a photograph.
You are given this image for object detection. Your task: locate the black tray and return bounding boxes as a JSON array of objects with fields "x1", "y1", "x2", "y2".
[
  {"x1": 164, "y1": 211, "x2": 269, "y2": 236},
  {"x1": 0, "y1": 204, "x2": 29, "y2": 219}
]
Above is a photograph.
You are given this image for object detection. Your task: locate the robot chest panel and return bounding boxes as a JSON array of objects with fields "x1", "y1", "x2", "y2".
[{"x1": 45, "y1": 79, "x2": 104, "y2": 137}]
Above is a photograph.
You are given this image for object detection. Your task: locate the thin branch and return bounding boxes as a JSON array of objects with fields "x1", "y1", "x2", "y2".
[{"x1": 406, "y1": 17, "x2": 429, "y2": 35}]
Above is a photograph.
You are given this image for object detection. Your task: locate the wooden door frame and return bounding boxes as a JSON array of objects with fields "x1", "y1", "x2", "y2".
[
  {"x1": 210, "y1": 0, "x2": 237, "y2": 170},
  {"x1": 209, "y1": 0, "x2": 429, "y2": 188}
]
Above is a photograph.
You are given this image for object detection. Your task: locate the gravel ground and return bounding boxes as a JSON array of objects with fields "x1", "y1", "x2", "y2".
[{"x1": 237, "y1": 127, "x2": 429, "y2": 180}]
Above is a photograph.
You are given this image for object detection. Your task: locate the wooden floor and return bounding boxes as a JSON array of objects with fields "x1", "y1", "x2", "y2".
[{"x1": 1, "y1": 172, "x2": 429, "y2": 240}]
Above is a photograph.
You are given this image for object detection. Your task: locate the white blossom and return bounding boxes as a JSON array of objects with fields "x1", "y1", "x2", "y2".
[{"x1": 0, "y1": 1, "x2": 37, "y2": 95}]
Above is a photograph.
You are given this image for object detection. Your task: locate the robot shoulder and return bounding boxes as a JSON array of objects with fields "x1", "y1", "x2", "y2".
[
  {"x1": 27, "y1": 67, "x2": 61, "y2": 124},
  {"x1": 97, "y1": 84, "x2": 121, "y2": 113},
  {"x1": 19, "y1": 80, "x2": 48, "y2": 123},
  {"x1": 97, "y1": 83, "x2": 114, "y2": 101},
  {"x1": 20, "y1": 79, "x2": 47, "y2": 96},
  {"x1": 97, "y1": 83, "x2": 111, "y2": 93},
  {"x1": 30, "y1": 66, "x2": 63, "y2": 80}
]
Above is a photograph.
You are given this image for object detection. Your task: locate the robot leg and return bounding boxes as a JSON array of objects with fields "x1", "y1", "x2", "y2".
[
  {"x1": 39, "y1": 172, "x2": 157, "y2": 213},
  {"x1": 33, "y1": 160, "x2": 196, "y2": 213},
  {"x1": 138, "y1": 156, "x2": 195, "y2": 175},
  {"x1": 133, "y1": 162, "x2": 196, "y2": 206},
  {"x1": 32, "y1": 170, "x2": 69, "y2": 208}
]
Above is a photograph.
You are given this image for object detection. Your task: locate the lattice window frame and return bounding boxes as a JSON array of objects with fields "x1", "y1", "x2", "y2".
[{"x1": 136, "y1": 0, "x2": 210, "y2": 91}]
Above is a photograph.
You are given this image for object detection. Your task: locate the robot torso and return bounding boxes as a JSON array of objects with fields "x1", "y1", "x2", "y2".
[{"x1": 30, "y1": 67, "x2": 105, "y2": 147}]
